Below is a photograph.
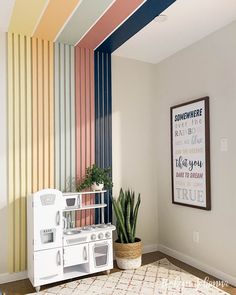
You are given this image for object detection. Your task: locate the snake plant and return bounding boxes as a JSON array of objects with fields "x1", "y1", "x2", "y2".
[{"x1": 112, "y1": 189, "x2": 141, "y2": 243}]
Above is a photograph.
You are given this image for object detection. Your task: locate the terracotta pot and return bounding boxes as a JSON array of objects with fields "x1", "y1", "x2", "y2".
[{"x1": 114, "y1": 238, "x2": 142, "y2": 269}]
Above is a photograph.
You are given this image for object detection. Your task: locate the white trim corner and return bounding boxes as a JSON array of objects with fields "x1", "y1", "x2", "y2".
[{"x1": 158, "y1": 244, "x2": 236, "y2": 287}]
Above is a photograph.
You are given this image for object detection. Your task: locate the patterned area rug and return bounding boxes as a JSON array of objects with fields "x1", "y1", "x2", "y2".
[{"x1": 30, "y1": 258, "x2": 229, "y2": 295}]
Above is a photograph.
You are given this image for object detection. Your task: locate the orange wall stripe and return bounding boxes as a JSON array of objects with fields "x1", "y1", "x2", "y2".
[
  {"x1": 33, "y1": 0, "x2": 80, "y2": 41},
  {"x1": 8, "y1": 0, "x2": 48, "y2": 36},
  {"x1": 49, "y1": 41, "x2": 54, "y2": 187}
]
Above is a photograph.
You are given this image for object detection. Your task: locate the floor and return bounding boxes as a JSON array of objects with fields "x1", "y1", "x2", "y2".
[{"x1": 0, "y1": 251, "x2": 235, "y2": 295}]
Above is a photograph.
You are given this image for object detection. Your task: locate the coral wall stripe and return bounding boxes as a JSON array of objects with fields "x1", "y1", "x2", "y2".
[
  {"x1": 55, "y1": 43, "x2": 76, "y2": 192},
  {"x1": 75, "y1": 47, "x2": 95, "y2": 226},
  {"x1": 33, "y1": 0, "x2": 80, "y2": 41},
  {"x1": 8, "y1": 0, "x2": 48, "y2": 36},
  {"x1": 77, "y1": 0, "x2": 145, "y2": 49},
  {"x1": 8, "y1": 33, "x2": 32, "y2": 272},
  {"x1": 90, "y1": 50, "x2": 95, "y2": 166}
]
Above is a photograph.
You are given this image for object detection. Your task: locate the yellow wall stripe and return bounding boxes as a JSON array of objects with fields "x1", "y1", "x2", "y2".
[
  {"x1": 8, "y1": 33, "x2": 31, "y2": 272},
  {"x1": 33, "y1": 0, "x2": 80, "y2": 41},
  {"x1": 8, "y1": 34, "x2": 54, "y2": 272},
  {"x1": 8, "y1": 33, "x2": 14, "y2": 272},
  {"x1": 8, "y1": 0, "x2": 48, "y2": 36}
]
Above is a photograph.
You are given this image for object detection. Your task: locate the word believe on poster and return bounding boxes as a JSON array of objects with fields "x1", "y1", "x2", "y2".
[{"x1": 170, "y1": 97, "x2": 211, "y2": 210}]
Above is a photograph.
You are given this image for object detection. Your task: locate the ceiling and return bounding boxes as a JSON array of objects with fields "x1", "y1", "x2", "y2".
[
  {"x1": 2, "y1": 0, "x2": 144, "y2": 48},
  {"x1": 113, "y1": 0, "x2": 236, "y2": 64},
  {"x1": 0, "y1": 0, "x2": 15, "y2": 31}
]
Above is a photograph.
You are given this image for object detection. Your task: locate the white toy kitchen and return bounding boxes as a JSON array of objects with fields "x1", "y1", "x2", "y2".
[{"x1": 27, "y1": 189, "x2": 115, "y2": 292}]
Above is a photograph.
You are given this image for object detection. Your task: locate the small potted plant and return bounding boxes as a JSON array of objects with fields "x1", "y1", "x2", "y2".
[
  {"x1": 112, "y1": 189, "x2": 142, "y2": 269},
  {"x1": 77, "y1": 165, "x2": 113, "y2": 191}
]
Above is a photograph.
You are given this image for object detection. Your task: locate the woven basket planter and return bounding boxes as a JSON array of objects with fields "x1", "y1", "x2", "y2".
[{"x1": 114, "y1": 238, "x2": 142, "y2": 269}]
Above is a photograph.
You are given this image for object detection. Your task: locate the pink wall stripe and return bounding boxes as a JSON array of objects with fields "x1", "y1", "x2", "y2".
[
  {"x1": 75, "y1": 47, "x2": 95, "y2": 226},
  {"x1": 77, "y1": 0, "x2": 145, "y2": 49}
]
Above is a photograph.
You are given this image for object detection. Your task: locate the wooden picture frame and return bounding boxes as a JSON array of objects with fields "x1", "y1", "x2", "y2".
[{"x1": 170, "y1": 97, "x2": 211, "y2": 210}]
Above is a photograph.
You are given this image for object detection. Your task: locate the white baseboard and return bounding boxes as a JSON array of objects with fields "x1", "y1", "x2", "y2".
[
  {"x1": 142, "y1": 243, "x2": 159, "y2": 254},
  {"x1": 2, "y1": 244, "x2": 234, "y2": 288},
  {"x1": 0, "y1": 244, "x2": 158, "y2": 285},
  {"x1": 158, "y1": 244, "x2": 236, "y2": 287},
  {"x1": 0, "y1": 271, "x2": 27, "y2": 284}
]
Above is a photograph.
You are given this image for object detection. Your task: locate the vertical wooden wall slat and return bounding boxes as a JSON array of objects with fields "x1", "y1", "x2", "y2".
[
  {"x1": 65, "y1": 45, "x2": 71, "y2": 190},
  {"x1": 75, "y1": 47, "x2": 95, "y2": 226},
  {"x1": 25, "y1": 35, "x2": 32, "y2": 271},
  {"x1": 49, "y1": 42, "x2": 55, "y2": 188},
  {"x1": 19, "y1": 35, "x2": 26, "y2": 270},
  {"x1": 94, "y1": 50, "x2": 112, "y2": 223},
  {"x1": 8, "y1": 35, "x2": 54, "y2": 272},
  {"x1": 32, "y1": 37, "x2": 55, "y2": 192},
  {"x1": 8, "y1": 33, "x2": 32, "y2": 272},
  {"x1": 43, "y1": 40, "x2": 49, "y2": 188},
  {"x1": 70, "y1": 47, "x2": 76, "y2": 192},
  {"x1": 32, "y1": 38, "x2": 38, "y2": 192},
  {"x1": 8, "y1": 33, "x2": 15, "y2": 272},
  {"x1": 37, "y1": 39, "x2": 44, "y2": 189},
  {"x1": 13, "y1": 33, "x2": 21, "y2": 272},
  {"x1": 55, "y1": 43, "x2": 76, "y2": 192}
]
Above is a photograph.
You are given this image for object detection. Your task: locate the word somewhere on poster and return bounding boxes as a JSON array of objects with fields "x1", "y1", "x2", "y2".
[{"x1": 171, "y1": 97, "x2": 211, "y2": 210}]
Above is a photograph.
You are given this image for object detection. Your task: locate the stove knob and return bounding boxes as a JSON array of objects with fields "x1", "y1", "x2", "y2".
[
  {"x1": 98, "y1": 233, "x2": 104, "y2": 240},
  {"x1": 91, "y1": 234, "x2": 96, "y2": 241},
  {"x1": 105, "y1": 232, "x2": 111, "y2": 238}
]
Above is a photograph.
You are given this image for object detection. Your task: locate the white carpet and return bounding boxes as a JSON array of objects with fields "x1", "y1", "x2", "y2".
[{"x1": 30, "y1": 258, "x2": 229, "y2": 294}]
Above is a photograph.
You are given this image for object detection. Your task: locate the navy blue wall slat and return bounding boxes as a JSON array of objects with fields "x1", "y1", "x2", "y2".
[
  {"x1": 97, "y1": 0, "x2": 176, "y2": 53},
  {"x1": 94, "y1": 0, "x2": 176, "y2": 224},
  {"x1": 95, "y1": 51, "x2": 112, "y2": 223}
]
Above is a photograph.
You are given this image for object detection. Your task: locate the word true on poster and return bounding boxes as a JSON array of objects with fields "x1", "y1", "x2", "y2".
[{"x1": 170, "y1": 97, "x2": 211, "y2": 210}]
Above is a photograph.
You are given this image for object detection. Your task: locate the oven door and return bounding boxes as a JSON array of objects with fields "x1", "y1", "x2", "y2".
[{"x1": 89, "y1": 240, "x2": 113, "y2": 273}]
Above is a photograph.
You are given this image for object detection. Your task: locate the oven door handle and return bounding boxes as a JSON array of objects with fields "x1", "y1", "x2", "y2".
[
  {"x1": 94, "y1": 242, "x2": 109, "y2": 247},
  {"x1": 56, "y1": 211, "x2": 60, "y2": 226},
  {"x1": 83, "y1": 246, "x2": 87, "y2": 261},
  {"x1": 57, "y1": 250, "x2": 61, "y2": 266}
]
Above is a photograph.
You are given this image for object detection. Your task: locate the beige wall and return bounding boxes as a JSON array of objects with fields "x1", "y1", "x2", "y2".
[
  {"x1": 155, "y1": 21, "x2": 236, "y2": 280},
  {"x1": 0, "y1": 30, "x2": 8, "y2": 274},
  {"x1": 112, "y1": 56, "x2": 158, "y2": 249},
  {"x1": 112, "y1": 21, "x2": 236, "y2": 283}
]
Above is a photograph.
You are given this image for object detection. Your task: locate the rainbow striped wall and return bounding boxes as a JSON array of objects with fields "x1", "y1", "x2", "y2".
[{"x1": 7, "y1": 0, "x2": 176, "y2": 272}]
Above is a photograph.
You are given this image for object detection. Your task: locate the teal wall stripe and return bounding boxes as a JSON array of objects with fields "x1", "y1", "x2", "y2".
[{"x1": 55, "y1": 43, "x2": 76, "y2": 192}]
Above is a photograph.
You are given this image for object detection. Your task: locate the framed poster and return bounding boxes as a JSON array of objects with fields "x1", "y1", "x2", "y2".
[{"x1": 170, "y1": 97, "x2": 211, "y2": 210}]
